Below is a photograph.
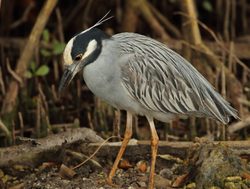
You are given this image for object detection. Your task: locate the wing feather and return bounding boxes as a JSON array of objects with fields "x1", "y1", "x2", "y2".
[{"x1": 115, "y1": 33, "x2": 238, "y2": 123}]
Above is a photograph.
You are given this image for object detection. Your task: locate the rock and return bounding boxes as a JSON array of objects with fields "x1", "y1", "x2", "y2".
[
  {"x1": 185, "y1": 182, "x2": 196, "y2": 189},
  {"x1": 159, "y1": 168, "x2": 173, "y2": 180},
  {"x1": 225, "y1": 176, "x2": 242, "y2": 182},
  {"x1": 243, "y1": 179, "x2": 250, "y2": 187},
  {"x1": 154, "y1": 174, "x2": 171, "y2": 188},
  {"x1": 190, "y1": 143, "x2": 245, "y2": 188},
  {"x1": 137, "y1": 181, "x2": 147, "y2": 188},
  {"x1": 128, "y1": 186, "x2": 136, "y2": 189},
  {"x1": 224, "y1": 182, "x2": 241, "y2": 189},
  {"x1": 136, "y1": 160, "x2": 148, "y2": 173},
  {"x1": 241, "y1": 183, "x2": 250, "y2": 189}
]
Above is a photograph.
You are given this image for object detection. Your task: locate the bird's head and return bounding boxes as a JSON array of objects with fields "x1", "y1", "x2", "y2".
[
  {"x1": 58, "y1": 12, "x2": 112, "y2": 92},
  {"x1": 58, "y1": 28, "x2": 110, "y2": 92}
]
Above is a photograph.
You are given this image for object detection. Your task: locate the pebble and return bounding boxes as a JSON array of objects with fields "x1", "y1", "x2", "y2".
[
  {"x1": 243, "y1": 179, "x2": 250, "y2": 187},
  {"x1": 159, "y1": 168, "x2": 173, "y2": 180},
  {"x1": 208, "y1": 186, "x2": 221, "y2": 189},
  {"x1": 185, "y1": 182, "x2": 196, "y2": 189},
  {"x1": 128, "y1": 186, "x2": 136, "y2": 189},
  {"x1": 225, "y1": 176, "x2": 242, "y2": 182},
  {"x1": 241, "y1": 183, "x2": 250, "y2": 189},
  {"x1": 0, "y1": 169, "x2": 4, "y2": 177},
  {"x1": 136, "y1": 160, "x2": 147, "y2": 173},
  {"x1": 137, "y1": 181, "x2": 147, "y2": 188},
  {"x1": 224, "y1": 182, "x2": 241, "y2": 189}
]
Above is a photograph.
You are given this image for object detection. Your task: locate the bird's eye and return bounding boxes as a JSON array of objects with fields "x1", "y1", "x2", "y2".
[{"x1": 74, "y1": 54, "x2": 83, "y2": 61}]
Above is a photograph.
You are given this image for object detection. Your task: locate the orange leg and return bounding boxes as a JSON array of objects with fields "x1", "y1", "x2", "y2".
[
  {"x1": 147, "y1": 116, "x2": 159, "y2": 189},
  {"x1": 107, "y1": 111, "x2": 133, "y2": 185}
]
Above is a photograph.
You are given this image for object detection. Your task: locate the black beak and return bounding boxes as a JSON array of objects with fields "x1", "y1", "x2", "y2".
[{"x1": 59, "y1": 63, "x2": 82, "y2": 93}]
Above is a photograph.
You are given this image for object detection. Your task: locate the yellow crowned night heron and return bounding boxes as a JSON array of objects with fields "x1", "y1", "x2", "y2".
[{"x1": 59, "y1": 15, "x2": 238, "y2": 189}]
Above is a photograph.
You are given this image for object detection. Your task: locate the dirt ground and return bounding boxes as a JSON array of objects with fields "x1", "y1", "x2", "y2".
[
  {"x1": 1, "y1": 139, "x2": 250, "y2": 189},
  {"x1": 2, "y1": 158, "x2": 172, "y2": 189}
]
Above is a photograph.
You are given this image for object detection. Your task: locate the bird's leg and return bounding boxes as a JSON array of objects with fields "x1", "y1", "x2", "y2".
[
  {"x1": 107, "y1": 111, "x2": 133, "y2": 185},
  {"x1": 147, "y1": 116, "x2": 159, "y2": 189}
]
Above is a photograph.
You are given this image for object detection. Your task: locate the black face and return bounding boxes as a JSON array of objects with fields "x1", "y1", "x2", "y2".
[
  {"x1": 71, "y1": 28, "x2": 110, "y2": 65},
  {"x1": 59, "y1": 28, "x2": 110, "y2": 92}
]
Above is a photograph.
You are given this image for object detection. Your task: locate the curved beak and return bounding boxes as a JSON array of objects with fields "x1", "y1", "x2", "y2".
[{"x1": 59, "y1": 62, "x2": 83, "y2": 92}]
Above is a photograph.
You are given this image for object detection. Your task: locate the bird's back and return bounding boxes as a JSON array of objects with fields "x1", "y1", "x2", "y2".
[{"x1": 113, "y1": 32, "x2": 238, "y2": 124}]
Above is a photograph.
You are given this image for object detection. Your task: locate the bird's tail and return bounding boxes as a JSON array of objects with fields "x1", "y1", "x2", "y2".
[{"x1": 203, "y1": 89, "x2": 239, "y2": 124}]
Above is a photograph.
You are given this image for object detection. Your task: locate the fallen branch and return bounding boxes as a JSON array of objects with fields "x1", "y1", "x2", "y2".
[
  {"x1": 86, "y1": 140, "x2": 250, "y2": 161},
  {"x1": 0, "y1": 127, "x2": 103, "y2": 167}
]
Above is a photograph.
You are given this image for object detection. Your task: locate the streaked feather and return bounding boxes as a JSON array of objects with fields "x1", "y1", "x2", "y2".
[{"x1": 113, "y1": 33, "x2": 238, "y2": 124}]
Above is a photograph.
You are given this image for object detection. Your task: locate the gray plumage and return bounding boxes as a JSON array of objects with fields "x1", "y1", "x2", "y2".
[
  {"x1": 114, "y1": 33, "x2": 238, "y2": 124},
  {"x1": 60, "y1": 29, "x2": 239, "y2": 125}
]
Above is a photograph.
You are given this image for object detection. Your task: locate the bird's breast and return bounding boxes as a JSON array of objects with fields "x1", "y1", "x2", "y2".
[{"x1": 82, "y1": 51, "x2": 145, "y2": 114}]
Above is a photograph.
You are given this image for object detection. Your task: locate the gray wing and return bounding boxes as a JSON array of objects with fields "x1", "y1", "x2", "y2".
[{"x1": 115, "y1": 33, "x2": 238, "y2": 124}]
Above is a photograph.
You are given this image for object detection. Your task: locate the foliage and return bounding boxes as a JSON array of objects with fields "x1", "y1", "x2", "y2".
[{"x1": 25, "y1": 29, "x2": 65, "y2": 78}]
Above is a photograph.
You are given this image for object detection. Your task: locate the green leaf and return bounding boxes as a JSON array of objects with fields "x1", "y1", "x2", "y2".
[
  {"x1": 202, "y1": 0, "x2": 213, "y2": 12},
  {"x1": 25, "y1": 71, "x2": 33, "y2": 78},
  {"x1": 52, "y1": 40, "x2": 65, "y2": 55},
  {"x1": 40, "y1": 49, "x2": 52, "y2": 57},
  {"x1": 35, "y1": 65, "x2": 50, "y2": 76},
  {"x1": 42, "y1": 29, "x2": 50, "y2": 42},
  {"x1": 30, "y1": 61, "x2": 36, "y2": 72}
]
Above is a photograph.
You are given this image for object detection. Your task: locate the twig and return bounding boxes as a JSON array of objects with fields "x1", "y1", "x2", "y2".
[
  {"x1": 121, "y1": 0, "x2": 138, "y2": 32},
  {"x1": 180, "y1": 0, "x2": 245, "y2": 119},
  {"x1": 223, "y1": 0, "x2": 230, "y2": 41},
  {"x1": 238, "y1": 98, "x2": 250, "y2": 107},
  {"x1": 35, "y1": 96, "x2": 41, "y2": 137},
  {"x1": 0, "y1": 119, "x2": 11, "y2": 139},
  {"x1": 73, "y1": 136, "x2": 120, "y2": 170},
  {"x1": 132, "y1": 0, "x2": 169, "y2": 40},
  {"x1": 18, "y1": 112, "x2": 24, "y2": 136},
  {"x1": 55, "y1": 8, "x2": 64, "y2": 42},
  {"x1": 1, "y1": 0, "x2": 58, "y2": 114},
  {"x1": 6, "y1": 58, "x2": 22, "y2": 85},
  {"x1": 231, "y1": 0, "x2": 236, "y2": 39},
  {"x1": 10, "y1": 2, "x2": 35, "y2": 29},
  {"x1": 64, "y1": 0, "x2": 87, "y2": 29},
  {"x1": 147, "y1": 1, "x2": 181, "y2": 38},
  {"x1": 181, "y1": 0, "x2": 202, "y2": 45},
  {"x1": 176, "y1": 12, "x2": 250, "y2": 73},
  {"x1": 228, "y1": 116, "x2": 250, "y2": 134},
  {"x1": 82, "y1": 0, "x2": 93, "y2": 28},
  {"x1": 228, "y1": 42, "x2": 234, "y2": 72},
  {"x1": 0, "y1": 67, "x2": 5, "y2": 94},
  {"x1": 38, "y1": 83, "x2": 49, "y2": 113},
  {"x1": 66, "y1": 150, "x2": 102, "y2": 168},
  {"x1": 51, "y1": 84, "x2": 59, "y2": 102},
  {"x1": 87, "y1": 111, "x2": 94, "y2": 130}
]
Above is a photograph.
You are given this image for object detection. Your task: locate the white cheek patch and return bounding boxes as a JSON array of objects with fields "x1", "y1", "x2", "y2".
[
  {"x1": 63, "y1": 37, "x2": 74, "y2": 66},
  {"x1": 82, "y1": 40, "x2": 98, "y2": 60}
]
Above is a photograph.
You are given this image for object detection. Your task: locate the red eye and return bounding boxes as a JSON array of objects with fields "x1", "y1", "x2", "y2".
[{"x1": 74, "y1": 54, "x2": 82, "y2": 61}]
